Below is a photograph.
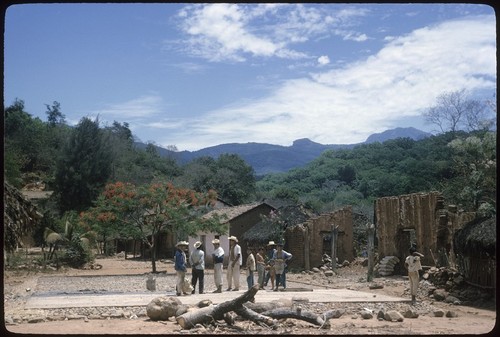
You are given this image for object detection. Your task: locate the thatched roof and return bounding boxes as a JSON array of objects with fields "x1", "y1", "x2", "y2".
[
  {"x1": 454, "y1": 216, "x2": 496, "y2": 256},
  {"x1": 4, "y1": 182, "x2": 43, "y2": 252}
]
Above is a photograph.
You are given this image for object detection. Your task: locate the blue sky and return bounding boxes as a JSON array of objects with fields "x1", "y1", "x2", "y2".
[{"x1": 4, "y1": 3, "x2": 496, "y2": 151}]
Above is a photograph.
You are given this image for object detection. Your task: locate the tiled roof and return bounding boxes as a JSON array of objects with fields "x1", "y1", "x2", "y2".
[{"x1": 202, "y1": 202, "x2": 270, "y2": 222}]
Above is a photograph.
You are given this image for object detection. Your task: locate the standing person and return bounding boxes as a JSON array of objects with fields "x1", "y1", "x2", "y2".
[
  {"x1": 174, "y1": 241, "x2": 189, "y2": 296},
  {"x1": 404, "y1": 246, "x2": 424, "y2": 305},
  {"x1": 256, "y1": 247, "x2": 266, "y2": 289},
  {"x1": 189, "y1": 241, "x2": 205, "y2": 294},
  {"x1": 263, "y1": 241, "x2": 276, "y2": 289},
  {"x1": 226, "y1": 236, "x2": 242, "y2": 291},
  {"x1": 272, "y1": 242, "x2": 292, "y2": 292},
  {"x1": 246, "y1": 247, "x2": 256, "y2": 289},
  {"x1": 211, "y1": 239, "x2": 224, "y2": 293}
]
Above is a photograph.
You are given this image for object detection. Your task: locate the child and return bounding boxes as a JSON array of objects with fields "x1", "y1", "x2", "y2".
[
  {"x1": 404, "y1": 246, "x2": 424, "y2": 305},
  {"x1": 256, "y1": 247, "x2": 266, "y2": 289},
  {"x1": 246, "y1": 247, "x2": 256, "y2": 289}
]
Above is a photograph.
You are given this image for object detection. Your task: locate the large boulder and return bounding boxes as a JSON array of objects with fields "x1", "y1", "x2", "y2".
[{"x1": 146, "y1": 296, "x2": 182, "y2": 321}]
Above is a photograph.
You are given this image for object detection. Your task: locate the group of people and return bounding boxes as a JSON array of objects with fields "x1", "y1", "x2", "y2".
[{"x1": 173, "y1": 236, "x2": 292, "y2": 296}]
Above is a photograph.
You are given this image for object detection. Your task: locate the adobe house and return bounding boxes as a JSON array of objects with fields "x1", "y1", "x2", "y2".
[
  {"x1": 189, "y1": 202, "x2": 276, "y2": 266},
  {"x1": 453, "y1": 215, "x2": 496, "y2": 288},
  {"x1": 374, "y1": 191, "x2": 476, "y2": 273},
  {"x1": 284, "y1": 205, "x2": 354, "y2": 270}
]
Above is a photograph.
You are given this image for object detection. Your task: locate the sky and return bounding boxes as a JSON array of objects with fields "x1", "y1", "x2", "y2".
[{"x1": 4, "y1": 3, "x2": 497, "y2": 151}]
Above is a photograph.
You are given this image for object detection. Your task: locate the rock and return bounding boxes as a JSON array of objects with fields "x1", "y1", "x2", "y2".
[
  {"x1": 360, "y1": 309, "x2": 373, "y2": 319},
  {"x1": 369, "y1": 283, "x2": 384, "y2": 289},
  {"x1": 446, "y1": 310, "x2": 458, "y2": 318},
  {"x1": 433, "y1": 309, "x2": 445, "y2": 317},
  {"x1": 197, "y1": 299, "x2": 212, "y2": 308},
  {"x1": 377, "y1": 310, "x2": 385, "y2": 321},
  {"x1": 28, "y1": 316, "x2": 45, "y2": 323},
  {"x1": 433, "y1": 289, "x2": 448, "y2": 301},
  {"x1": 328, "y1": 309, "x2": 345, "y2": 318},
  {"x1": 384, "y1": 310, "x2": 404, "y2": 322},
  {"x1": 445, "y1": 295, "x2": 461, "y2": 304},
  {"x1": 324, "y1": 270, "x2": 334, "y2": 276},
  {"x1": 146, "y1": 296, "x2": 182, "y2": 321},
  {"x1": 312, "y1": 267, "x2": 320, "y2": 273},
  {"x1": 403, "y1": 309, "x2": 419, "y2": 318}
]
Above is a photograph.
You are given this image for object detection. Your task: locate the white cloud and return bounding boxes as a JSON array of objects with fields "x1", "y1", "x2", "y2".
[
  {"x1": 93, "y1": 94, "x2": 164, "y2": 119},
  {"x1": 157, "y1": 15, "x2": 495, "y2": 151},
  {"x1": 175, "y1": 3, "x2": 367, "y2": 62},
  {"x1": 318, "y1": 55, "x2": 330, "y2": 65}
]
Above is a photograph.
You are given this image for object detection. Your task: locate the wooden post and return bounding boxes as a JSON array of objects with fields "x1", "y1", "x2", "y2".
[
  {"x1": 304, "y1": 225, "x2": 310, "y2": 271},
  {"x1": 331, "y1": 224, "x2": 338, "y2": 272},
  {"x1": 367, "y1": 223, "x2": 375, "y2": 282}
]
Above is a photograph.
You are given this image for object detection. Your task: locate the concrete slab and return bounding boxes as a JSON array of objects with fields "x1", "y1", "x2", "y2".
[{"x1": 26, "y1": 289, "x2": 408, "y2": 309}]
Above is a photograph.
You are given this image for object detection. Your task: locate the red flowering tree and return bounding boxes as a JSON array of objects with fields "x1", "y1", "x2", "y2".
[{"x1": 80, "y1": 181, "x2": 226, "y2": 272}]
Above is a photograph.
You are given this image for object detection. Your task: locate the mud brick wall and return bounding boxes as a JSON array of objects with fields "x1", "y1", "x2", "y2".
[
  {"x1": 285, "y1": 224, "x2": 306, "y2": 269},
  {"x1": 285, "y1": 206, "x2": 354, "y2": 270},
  {"x1": 375, "y1": 191, "x2": 453, "y2": 267}
]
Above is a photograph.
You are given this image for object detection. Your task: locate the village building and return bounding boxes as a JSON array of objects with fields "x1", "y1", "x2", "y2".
[
  {"x1": 189, "y1": 202, "x2": 276, "y2": 266},
  {"x1": 374, "y1": 191, "x2": 477, "y2": 273}
]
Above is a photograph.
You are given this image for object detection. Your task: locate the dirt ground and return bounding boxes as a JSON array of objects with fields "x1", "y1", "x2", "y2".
[{"x1": 3, "y1": 256, "x2": 497, "y2": 335}]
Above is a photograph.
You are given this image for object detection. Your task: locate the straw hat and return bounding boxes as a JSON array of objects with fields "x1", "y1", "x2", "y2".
[
  {"x1": 194, "y1": 241, "x2": 202, "y2": 249},
  {"x1": 212, "y1": 239, "x2": 220, "y2": 245},
  {"x1": 176, "y1": 241, "x2": 189, "y2": 247},
  {"x1": 267, "y1": 241, "x2": 276, "y2": 246},
  {"x1": 228, "y1": 235, "x2": 238, "y2": 243}
]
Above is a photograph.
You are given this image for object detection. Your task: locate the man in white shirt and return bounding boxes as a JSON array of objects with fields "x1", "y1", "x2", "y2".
[
  {"x1": 405, "y1": 246, "x2": 424, "y2": 305},
  {"x1": 211, "y1": 239, "x2": 224, "y2": 293},
  {"x1": 226, "y1": 236, "x2": 242, "y2": 291}
]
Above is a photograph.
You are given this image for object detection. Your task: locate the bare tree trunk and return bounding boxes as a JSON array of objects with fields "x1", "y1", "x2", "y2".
[
  {"x1": 176, "y1": 285, "x2": 259, "y2": 329},
  {"x1": 234, "y1": 306, "x2": 278, "y2": 328},
  {"x1": 261, "y1": 308, "x2": 344, "y2": 329}
]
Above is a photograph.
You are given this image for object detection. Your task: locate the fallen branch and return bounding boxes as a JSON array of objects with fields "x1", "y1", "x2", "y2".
[
  {"x1": 176, "y1": 284, "x2": 259, "y2": 329},
  {"x1": 233, "y1": 305, "x2": 278, "y2": 329},
  {"x1": 260, "y1": 307, "x2": 345, "y2": 329}
]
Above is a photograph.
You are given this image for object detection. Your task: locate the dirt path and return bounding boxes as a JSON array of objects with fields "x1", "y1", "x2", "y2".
[{"x1": 4, "y1": 256, "x2": 497, "y2": 335}]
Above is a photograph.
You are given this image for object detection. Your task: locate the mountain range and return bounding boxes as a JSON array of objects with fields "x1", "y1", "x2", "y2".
[{"x1": 135, "y1": 127, "x2": 431, "y2": 176}]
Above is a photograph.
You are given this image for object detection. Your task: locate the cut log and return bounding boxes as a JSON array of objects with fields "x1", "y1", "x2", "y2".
[{"x1": 176, "y1": 284, "x2": 259, "y2": 329}]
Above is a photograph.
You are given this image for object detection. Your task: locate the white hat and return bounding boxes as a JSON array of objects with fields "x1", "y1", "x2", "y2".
[
  {"x1": 229, "y1": 235, "x2": 238, "y2": 243},
  {"x1": 194, "y1": 241, "x2": 202, "y2": 249},
  {"x1": 176, "y1": 241, "x2": 189, "y2": 247},
  {"x1": 212, "y1": 239, "x2": 220, "y2": 244},
  {"x1": 267, "y1": 241, "x2": 276, "y2": 246}
]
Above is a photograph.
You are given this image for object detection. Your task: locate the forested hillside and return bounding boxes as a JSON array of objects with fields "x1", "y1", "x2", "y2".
[{"x1": 4, "y1": 92, "x2": 496, "y2": 257}]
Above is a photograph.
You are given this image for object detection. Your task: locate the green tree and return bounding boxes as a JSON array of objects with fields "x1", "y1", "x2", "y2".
[
  {"x1": 45, "y1": 101, "x2": 66, "y2": 126},
  {"x1": 82, "y1": 181, "x2": 226, "y2": 272},
  {"x1": 54, "y1": 116, "x2": 112, "y2": 213},
  {"x1": 446, "y1": 132, "x2": 496, "y2": 214}
]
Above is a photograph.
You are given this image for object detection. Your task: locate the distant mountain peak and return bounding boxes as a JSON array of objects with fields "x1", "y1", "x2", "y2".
[
  {"x1": 136, "y1": 127, "x2": 431, "y2": 176},
  {"x1": 364, "y1": 127, "x2": 431, "y2": 144},
  {"x1": 292, "y1": 138, "x2": 319, "y2": 147}
]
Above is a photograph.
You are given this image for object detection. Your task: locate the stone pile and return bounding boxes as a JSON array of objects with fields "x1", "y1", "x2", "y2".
[
  {"x1": 422, "y1": 266, "x2": 495, "y2": 307},
  {"x1": 376, "y1": 256, "x2": 400, "y2": 276}
]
